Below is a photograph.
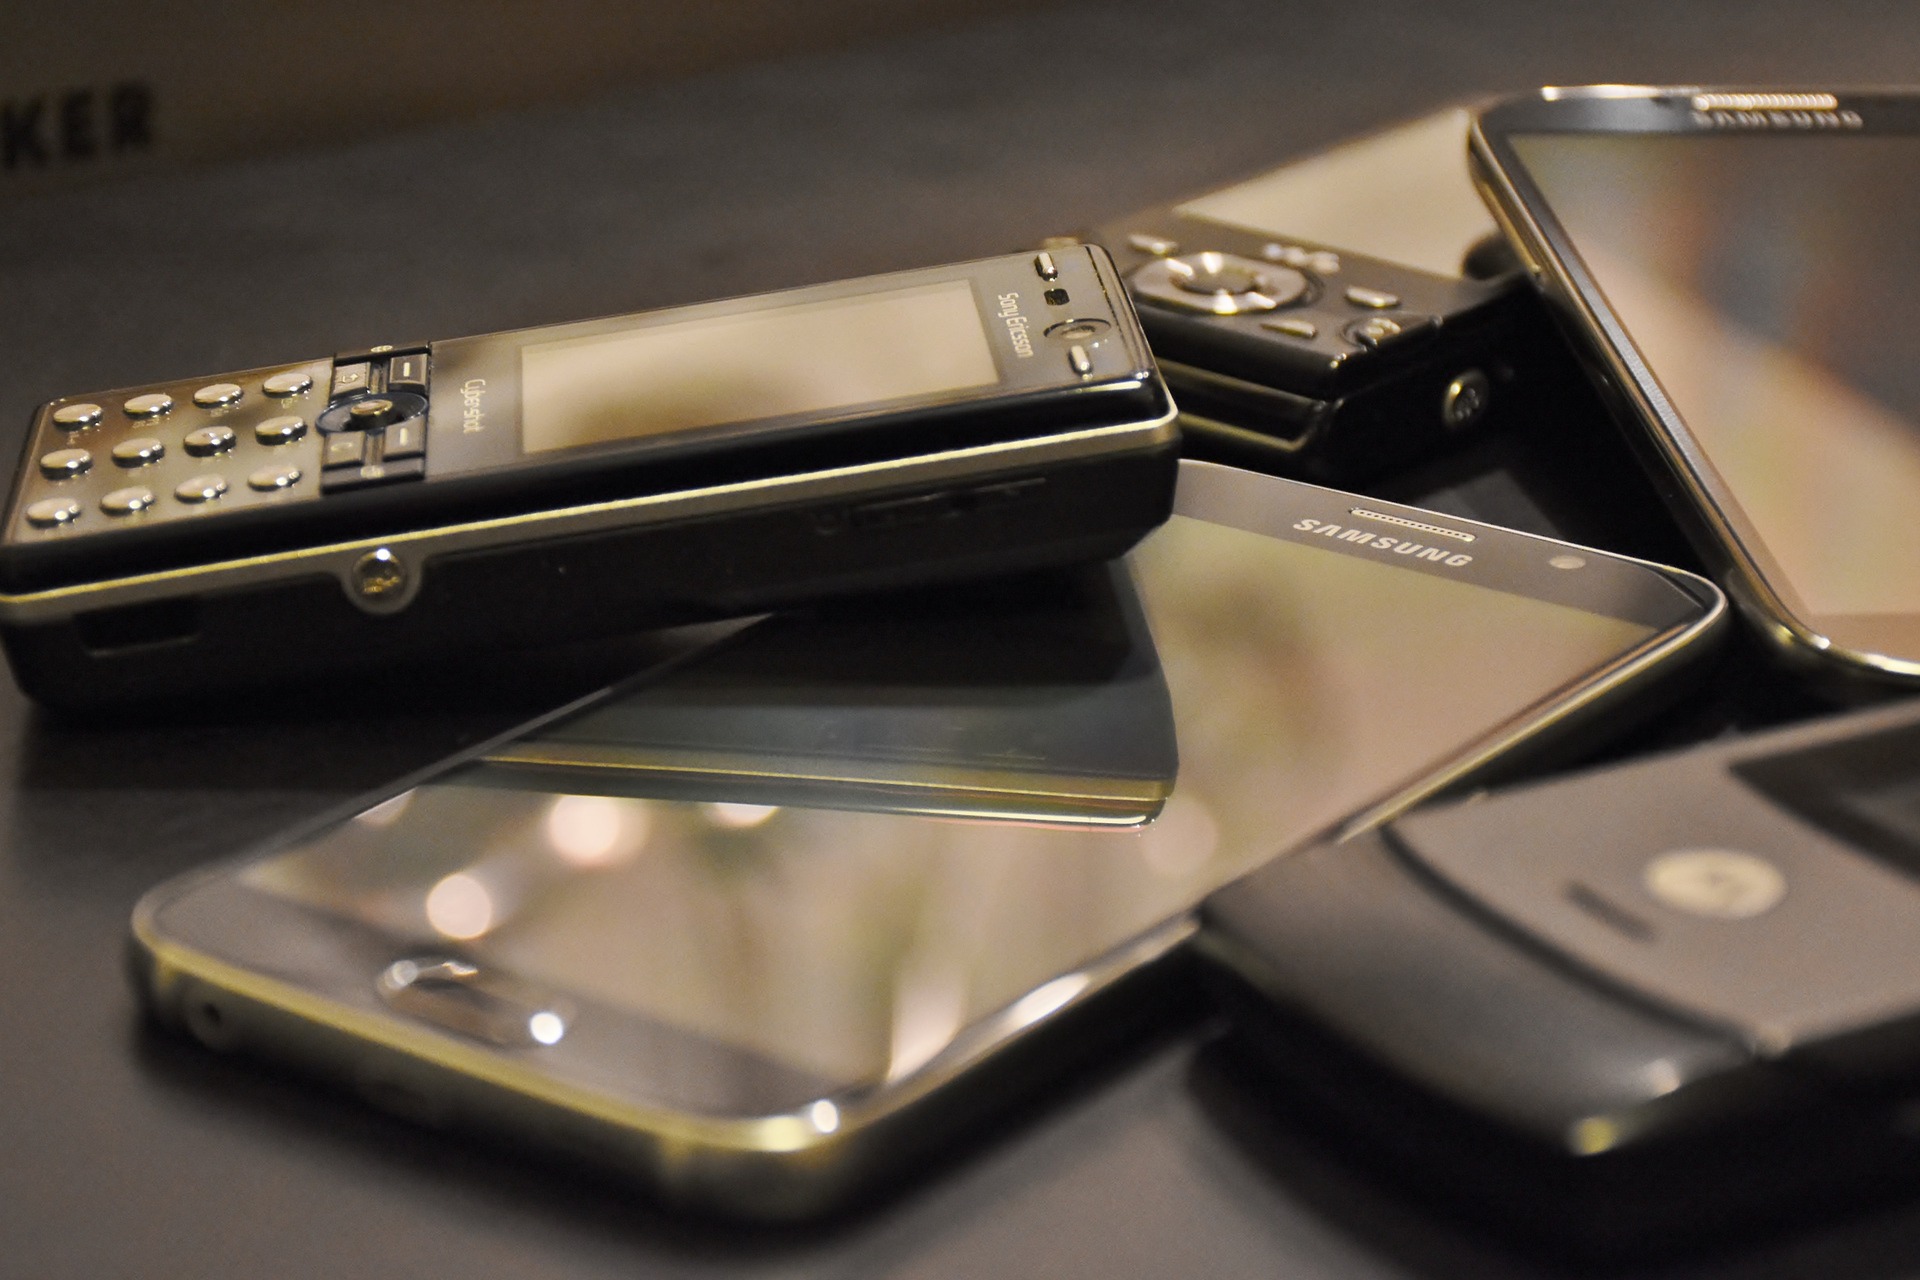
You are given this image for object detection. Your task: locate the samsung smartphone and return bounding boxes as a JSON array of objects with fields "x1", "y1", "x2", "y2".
[
  {"x1": 0, "y1": 247, "x2": 1176, "y2": 708},
  {"x1": 1086, "y1": 107, "x2": 1555, "y2": 483},
  {"x1": 1473, "y1": 87, "x2": 1920, "y2": 687},
  {"x1": 129, "y1": 460, "x2": 1723, "y2": 1219},
  {"x1": 1201, "y1": 694, "x2": 1920, "y2": 1254}
]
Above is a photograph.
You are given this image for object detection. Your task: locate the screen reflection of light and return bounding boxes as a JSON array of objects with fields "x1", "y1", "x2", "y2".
[
  {"x1": 545, "y1": 794, "x2": 647, "y2": 867},
  {"x1": 1138, "y1": 793, "x2": 1220, "y2": 877},
  {"x1": 425, "y1": 872, "x2": 495, "y2": 939},
  {"x1": 355, "y1": 789, "x2": 415, "y2": 828},
  {"x1": 808, "y1": 1100, "x2": 840, "y2": 1134},
  {"x1": 703, "y1": 802, "x2": 779, "y2": 829},
  {"x1": 1008, "y1": 973, "x2": 1090, "y2": 1028},
  {"x1": 886, "y1": 966, "x2": 967, "y2": 1081},
  {"x1": 528, "y1": 1011, "x2": 567, "y2": 1046}
]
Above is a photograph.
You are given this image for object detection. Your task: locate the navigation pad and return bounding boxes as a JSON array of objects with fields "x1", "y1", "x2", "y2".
[{"x1": 315, "y1": 349, "x2": 431, "y2": 494}]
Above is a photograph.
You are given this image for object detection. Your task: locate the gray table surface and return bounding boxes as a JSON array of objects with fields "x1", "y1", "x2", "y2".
[{"x1": 8, "y1": 3, "x2": 1920, "y2": 1276}]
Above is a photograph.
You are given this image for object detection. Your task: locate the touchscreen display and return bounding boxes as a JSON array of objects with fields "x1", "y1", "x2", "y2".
[
  {"x1": 243, "y1": 509, "x2": 1656, "y2": 1105},
  {"x1": 518, "y1": 279, "x2": 999, "y2": 453},
  {"x1": 1512, "y1": 133, "x2": 1920, "y2": 617}
]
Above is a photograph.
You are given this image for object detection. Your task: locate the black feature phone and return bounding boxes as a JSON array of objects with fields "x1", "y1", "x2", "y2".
[
  {"x1": 1201, "y1": 696, "x2": 1920, "y2": 1254},
  {"x1": 0, "y1": 247, "x2": 1176, "y2": 708},
  {"x1": 1083, "y1": 108, "x2": 1551, "y2": 483}
]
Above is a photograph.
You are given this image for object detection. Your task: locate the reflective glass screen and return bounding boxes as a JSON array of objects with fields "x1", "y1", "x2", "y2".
[
  {"x1": 518, "y1": 280, "x2": 999, "y2": 453},
  {"x1": 244, "y1": 509, "x2": 1658, "y2": 1103},
  {"x1": 1513, "y1": 133, "x2": 1920, "y2": 616}
]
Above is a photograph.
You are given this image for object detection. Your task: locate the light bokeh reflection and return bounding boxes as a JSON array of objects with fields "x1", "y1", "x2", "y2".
[
  {"x1": 886, "y1": 963, "x2": 967, "y2": 1081},
  {"x1": 355, "y1": 789, "x2": 415, "y2": 828},
  {"x1": 1008, "y1": 974, "x2": 1090, "y2": 1029},
  {"x1": 703, "y1": 802, "x2": 779, "y2": 830},
  {"x1": 1138, "y1": 794, "x2": 1220, "y2": 878},
  {"x1": 545, "y1": 794, "x2": 648, "y2": 867},
  {"x1": 425, "y1": 872, "x2": 495, "y2": 940}
]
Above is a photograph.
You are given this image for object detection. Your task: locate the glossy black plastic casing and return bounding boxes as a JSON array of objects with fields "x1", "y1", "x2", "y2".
[
  {"x1": 1090, "y1": 207, "x2": 1552, "y2": 484},
  {"x1": 1200, "y1": 696, "x2": 1920, "y2": 1254}
]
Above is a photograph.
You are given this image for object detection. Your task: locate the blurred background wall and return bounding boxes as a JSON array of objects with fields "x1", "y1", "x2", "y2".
[{"x1": 0, "y1": 0, "x2": 1057, "y2": 194}]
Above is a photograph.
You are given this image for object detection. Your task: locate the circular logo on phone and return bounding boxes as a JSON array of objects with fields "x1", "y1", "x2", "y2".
[{"x1": 1642, "y1": 848, "x2": 1787, "y2": 920}]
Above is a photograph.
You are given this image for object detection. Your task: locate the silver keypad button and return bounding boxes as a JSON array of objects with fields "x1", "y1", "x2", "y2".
[
  {"x1": 184, "y1": 425, "x2": 238, "y2": 456},
  {"x1": 262, "y1": 371, "x2": 313, "y2": 397},
  {"x1": 51, "y1": 403, "x2": 103, "y2": 430},
  {"x1": 1345, "y1": 285, "x2": 1401, "y2": 310},
  {"x1": 24, "y1": 498, "x2": 82, "y2": 528},
  {"x1": 248, "y1": 464, "x2": 302, "y2": 491},
  {"x1": 175, "y1": 474, "x2": 229, "y2": 504},
  {"x1": 254, "y1": 415, "x2": 308, "y2": 445},
  {"x1": 123, "y1": 392, "x2": 174, "y2": 417},
  {"x1": 1262, "y1": 317, "x2": 1319, "y2": 339},
  {"x1": 192, "y1": 382, "x2": 244, "y2": 408},
  {"x1": 38, "y1": 447, "x2": 93, "y2": 478},
  {"x1": 112, "y1": 437, "x2": 166, "y2": 467},
  {"x1": 101, "y1": 486, "x2": 157, "y2": 516}
]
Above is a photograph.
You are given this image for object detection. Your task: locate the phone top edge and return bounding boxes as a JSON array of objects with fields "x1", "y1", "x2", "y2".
[
  {"x1": 1479, "y1": 85, "x2": 1920, "y2": 131},
  {"x1": 1176, "y1": 459, "x2": 1725, "y2": 632},
  {"x1": 1169, "y1": 461, "x2": 1728, "y2": 839}
]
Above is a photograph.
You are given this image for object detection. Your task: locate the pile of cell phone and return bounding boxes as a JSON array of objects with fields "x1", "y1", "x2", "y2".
[
  {"x1": 42, "y1": 83, "x2": 1920, "y2": 1251},
  {"x1": 1193, "y1": 87, "x2": 1920, "y2": 1257}
]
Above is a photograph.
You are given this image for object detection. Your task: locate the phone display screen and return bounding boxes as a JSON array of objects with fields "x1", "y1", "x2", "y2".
[
  {"x1": 236, "y1": 486, "x2": 1668, "y2": 1110},
  {"x1": 517, "y1": 279, "x2": 1000, "y2": 453},
  {"x1": 1510, "y1": 132, "x2": 1920, "y2": 617}
]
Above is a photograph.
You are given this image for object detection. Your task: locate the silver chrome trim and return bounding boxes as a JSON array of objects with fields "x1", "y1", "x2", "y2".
[
  {"x1": 1540, "y1": 84, "x2": 1684, "y2": 101},
  {"x1": 0, "y1": 405, "x2": 1177, "y2": 623}
]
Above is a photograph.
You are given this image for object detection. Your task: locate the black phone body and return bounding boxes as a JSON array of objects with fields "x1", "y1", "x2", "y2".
[
  {"x1": 128, "y1": 460, "x2": 1723, "y2": 1219},
  {"x1": 1090, "y1": 107, "x2": 1549, "y2": 483},
  {"x1": 0, "y1": 247, "x2": 1176, "y2": 708},
  {"x1": 1200, "y1": 695, "x2": 1920, "y2": 1254},
  {"x1": 1473, "y1": 87, "x2": 1920, "y2": 687}
]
